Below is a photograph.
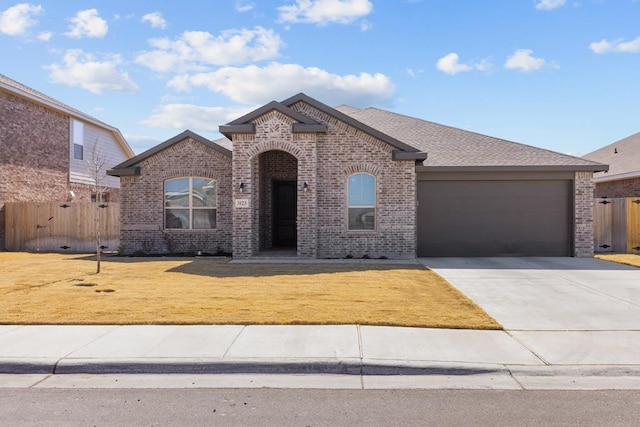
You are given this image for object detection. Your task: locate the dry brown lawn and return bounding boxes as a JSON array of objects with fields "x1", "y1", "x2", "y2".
[
  {"x1": 595, "y1": 253, "x2": 640, "y2": 268},
  {"x1": 0, "y1": 252, "x2": 500, "y2": 329}
]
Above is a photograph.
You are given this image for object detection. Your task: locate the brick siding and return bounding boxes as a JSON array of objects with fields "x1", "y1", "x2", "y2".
[
  {"x1": 118, "y1": 137, "x2": 232, "y2": 255},
  {"x1": 574, "y1": 171, "x2": 595, "y2": 257},
  {"x1": 229, "y1": 104, "x2": 417, "y2": 259},
  {"x1": 595, "y1": 177, "x2": 640, "y2": 198}
]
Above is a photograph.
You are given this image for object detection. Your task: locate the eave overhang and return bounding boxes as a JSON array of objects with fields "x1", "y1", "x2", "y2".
[
  {"x1": 107, "y1": 166, "x2": 140, "y2": 177},
  {"x1": 393, "y1": 150, "x2": 428, "y2": 161},
  {"x1": 415, "y1": 164, "x2": 609, "y2": 173}
]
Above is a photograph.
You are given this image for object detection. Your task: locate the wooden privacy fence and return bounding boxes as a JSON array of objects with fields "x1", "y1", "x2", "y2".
[
  {"x1": 594, "y1": 198, "x2": 640, "y2": 253},
  {"x1": 4, "y1": 202, "x2": 120, "y2": 253}
]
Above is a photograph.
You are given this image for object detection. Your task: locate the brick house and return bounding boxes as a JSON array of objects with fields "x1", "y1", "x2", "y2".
[
  {"x1": 109, "y1": 93, "x2": 606, "y2": 258},
  {"x1": 583, "y1": 131, "x2": 640, "y2": 198},
  {"x1": 0, "y1": 73, "x2": 134, "y2": 250}
]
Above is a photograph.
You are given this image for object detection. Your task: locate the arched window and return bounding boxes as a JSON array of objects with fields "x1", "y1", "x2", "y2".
[
  {"x1": 347, "y1": 173, "x2": 376, "y2": 230},
  {"x1": 165, "y1": 177, "x2": 217, "y2": 229}
]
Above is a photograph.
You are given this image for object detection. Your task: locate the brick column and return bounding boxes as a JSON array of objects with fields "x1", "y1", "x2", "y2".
[
  {"x1": 296, "y1": 134, "x2": 318, "y2": 258},
  {"x1": 574, "y1": 171, "x2": 595, "y2": 257},
  {"x1": 232, "y1": 134, "x2": 255, "y2": 259}
]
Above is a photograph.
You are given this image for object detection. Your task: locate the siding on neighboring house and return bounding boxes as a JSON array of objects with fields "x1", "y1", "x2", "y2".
[{"x1": 69, "y1": 120, "x2": 128, "y2": 190}]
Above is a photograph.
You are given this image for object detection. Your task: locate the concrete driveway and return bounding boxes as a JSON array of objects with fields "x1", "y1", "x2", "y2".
[
  {"x1": 420, "y1": 257, "x2": 640, "y2": 331},
  {"x1": 420, "y1": 257, "x2": 640, "y2": 365}
]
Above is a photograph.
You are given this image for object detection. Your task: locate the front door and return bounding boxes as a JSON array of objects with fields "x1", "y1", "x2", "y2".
[{"x1": 273, "y1": 180, "x2": 297, "y2": 247}]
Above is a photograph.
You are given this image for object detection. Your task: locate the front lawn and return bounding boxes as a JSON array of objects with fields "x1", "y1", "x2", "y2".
[
  {"x1": 595, "y1": 253, "x2": 640, "y2": 268},
  {"x1": 0, "y1": 253, "x2": 500, "y2": 329}
]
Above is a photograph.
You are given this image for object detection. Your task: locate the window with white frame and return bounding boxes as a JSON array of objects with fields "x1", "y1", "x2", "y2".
[
  {"x1": 164, "y1": 177, "x2": 217, "y2": 229},
  {"x1": 72, "y1": 120, "x2": 84, "y2": 160},
  {"x1": 347, "y1": 173, "x2": 376, "y2": 230}
]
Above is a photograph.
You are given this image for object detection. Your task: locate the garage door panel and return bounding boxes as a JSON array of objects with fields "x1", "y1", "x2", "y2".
[{"x1": 418, "y1": 180, "x2": 571, "y2": 257}]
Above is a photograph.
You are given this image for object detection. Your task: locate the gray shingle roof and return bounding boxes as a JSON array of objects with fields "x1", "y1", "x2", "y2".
[
  {"x1": 583, "y1": 131, "x2": 640, "y2": 179},
  {"x1": 337, "y1": 106, "x2": 605, "y2": 169}
]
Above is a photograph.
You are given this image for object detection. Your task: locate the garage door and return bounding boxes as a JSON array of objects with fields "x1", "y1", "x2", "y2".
[{"x1": 417, "y1": 180, "x2": 572, "y2": 257}]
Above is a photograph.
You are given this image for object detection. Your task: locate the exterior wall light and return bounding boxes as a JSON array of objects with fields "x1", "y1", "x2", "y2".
[
  {"x1": 239, "y1": 182, "x2": 245, "y2": 193},
  {"x1": 303, "y1": 181, "x2": 309, "y2": 192}
]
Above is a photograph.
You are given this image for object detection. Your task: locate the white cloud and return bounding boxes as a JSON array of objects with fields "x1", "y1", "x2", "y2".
[
  {"x1": 278, "y1": 0, "x2": 373, "y2": 25},
  {"x1": 166, "y1": 62, "x2": 395, "y2": 107},
  {"x1": 437, "y1": 53, "x2": 472, "y2": 75},
  {"x1": 436, "y1": 53, "x2": 491, "y2": 75},
  {"x1": 66, "y1": 9, "x2": 108, "y2": 38},
  {"x1": 141, "y1": 104, "x2": 254, "y2": 132},
  {"x1": 37, "y1": 31, "x2": 51, "y2": 41},
  {"x1": 135, "y1": 27, "x2": 283, "y2": 73},
  {"x1": 47, "y1": 49, "x2": 139, "y2": 94},
  {"x1": 141, "y1": 11, "x2": 167, "y2": 29},
  {"x1": 235, "y1": 1, "x2": 255, "y2": 12},
  {"x1": 0, "y1": 3, "x2": 43, "y2": 36},
  {"x1": 535, "y1": 0, "x2": 566, "y2": 10},
  {"x1": 504, "y1": 49, "x2": 547, "y2": 72},
  {"x1": 589, "y1": 36, "x2": 640, "y2": 54}
]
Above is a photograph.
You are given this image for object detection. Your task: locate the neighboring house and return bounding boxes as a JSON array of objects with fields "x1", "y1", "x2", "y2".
[
  {"x1": 108, "y1": 93, "x2": 606, "y2": 259},
  {"x1": 0, "y1": 73, "x2": 134, "y2": 250},
  {"x1": 583, "y1": 131, "x2": 640, "y2": 197}
]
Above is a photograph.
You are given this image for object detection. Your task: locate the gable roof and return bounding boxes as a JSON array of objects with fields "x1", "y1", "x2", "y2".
[
  {"x1": 107, "y1": 130, "x2": 231, "y2": 177},
  {"x1": 338, "y1": 106, "x2": 606, "y2": 172},
  {"x1": 220, "y1": 93, "x2": 427, "y2": 160},
  {"x1": 0, "y1": 73, "x2": 134, "y2": 158},
  {"x1": 583, "y1": 131, "x2": 640, "y2": 181}
]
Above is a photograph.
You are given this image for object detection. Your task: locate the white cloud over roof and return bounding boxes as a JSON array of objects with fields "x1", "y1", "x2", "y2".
[
  {"x1": 47, "y1": 49, "x2": 139, "y2": 94},
  {"x1": 141, "y1": 104, "x2": 254, "y2": 132},
  {"x1": 278, "y1": 0, "x2": 373, "y2": 25},
  {"x1": 135, "y1": 26, "x2": 283, "y2": 72},
  {"x1": 0, "y1": 3, "x2": 43, "y2": 36},
  {"x1": 65, "y1": 9, "x2": 108, "y2": 38},
  {"x1": 504, "y1": 49, "x2": 547, "y2": 72},
  {"x1": 166, "y1": 62, "x2": 395, "y2": 106},
  {"x1": 436, "y1": 53, "x2": 492, "y2": 75},
  {"x1": 141, "y1": 11, "x2": 167, "y2": 29},
  {"x1": 535, "y1": 0, "x2": 566, "y2": 11},
  {"x1": 590, "y1": 36, "x2": 640, "y2": 54}
]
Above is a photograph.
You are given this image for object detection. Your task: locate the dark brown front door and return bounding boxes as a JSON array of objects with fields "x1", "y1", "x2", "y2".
[{"x1": 273, "y1": 180, "x2": 297, "y2": 247}]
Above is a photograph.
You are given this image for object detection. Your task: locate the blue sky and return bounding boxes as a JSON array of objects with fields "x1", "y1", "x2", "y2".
[{"x1": 1, "y1": 0, "x2": 639, "y2": 155}]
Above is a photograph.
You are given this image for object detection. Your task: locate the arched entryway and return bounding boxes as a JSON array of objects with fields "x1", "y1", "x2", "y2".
[{"x1": 255, "y1": 150, "x2": 298, "y2": 252}]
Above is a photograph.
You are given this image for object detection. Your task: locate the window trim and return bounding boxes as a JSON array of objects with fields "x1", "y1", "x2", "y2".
[
  {"x1": 164, "y1": 177, "x2": 217, "y2": 230},
  {"x1": 347, "y1": 172, "x2": 376, "y2": 231}
]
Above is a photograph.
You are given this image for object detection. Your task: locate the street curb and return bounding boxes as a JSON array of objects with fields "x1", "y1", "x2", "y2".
[
  {"x1": 0, "y1": 359, "x2": 56, "y2": 374},
  {"x1": 3, "y1": 358, "x2": 509, "y2": 376}
]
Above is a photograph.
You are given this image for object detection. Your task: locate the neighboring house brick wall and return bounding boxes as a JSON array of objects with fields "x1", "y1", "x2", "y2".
[
  {"x1": 595, "y1": 177, "x2": 640, "y2": 198},
  {"x1": 0, "y1": 90, "x2": 69, "y2": 249},
  {"x1": 119, "y1": 137, "x2": 232, "y2": 255},
  {"x1": 574, "y1": 171, "x2": 595, "y2": 257}
]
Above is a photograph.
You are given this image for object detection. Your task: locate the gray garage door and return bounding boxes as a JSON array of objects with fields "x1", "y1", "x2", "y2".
[{"x1": 417, "y1": 180, "x2": 572, "y2": 257}]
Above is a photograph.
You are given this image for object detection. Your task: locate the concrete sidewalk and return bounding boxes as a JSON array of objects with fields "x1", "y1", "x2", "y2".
[{"x1": 2, "y1": 324, "x2": 640, "y2": 390}]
